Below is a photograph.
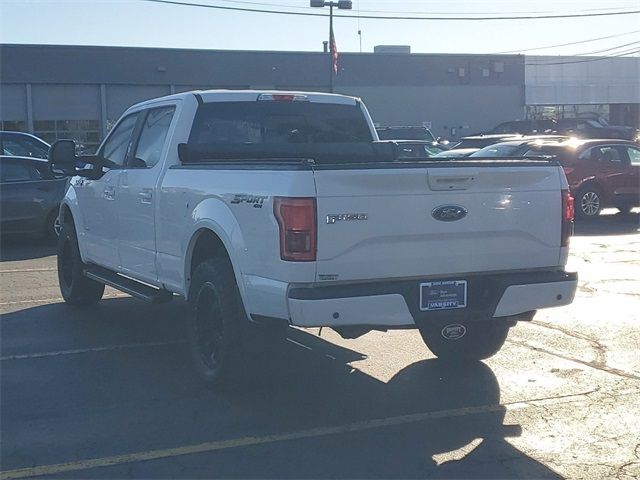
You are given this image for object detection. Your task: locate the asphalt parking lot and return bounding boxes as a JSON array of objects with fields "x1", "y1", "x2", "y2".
[{"x1": 1, "y1": 210, "x2": 639, "y2": 479}]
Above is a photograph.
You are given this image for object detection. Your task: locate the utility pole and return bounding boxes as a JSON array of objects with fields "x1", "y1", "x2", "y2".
[{"x1": 310, "y1": 0, "x2": 352, "y2": 93}]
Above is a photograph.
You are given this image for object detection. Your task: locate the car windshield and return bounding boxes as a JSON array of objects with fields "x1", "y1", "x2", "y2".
[
  {"x1": 470, "y1": 143, "x2": 523, "y2": 157},
  {"x1": 377, "y1": 128, "x2": 436, "y2": 142}
]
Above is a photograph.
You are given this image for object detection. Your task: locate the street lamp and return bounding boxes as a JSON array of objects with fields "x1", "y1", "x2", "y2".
[{"x1": 310, "y1": 0, "x2": 352, "y2": 93}]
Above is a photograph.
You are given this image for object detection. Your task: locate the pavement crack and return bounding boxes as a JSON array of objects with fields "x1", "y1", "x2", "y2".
[{"x1": 530, "y1": 320, "x2": 608, "y2": 366}]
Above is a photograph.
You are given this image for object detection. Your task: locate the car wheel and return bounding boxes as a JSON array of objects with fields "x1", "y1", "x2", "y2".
[
  {"x1": 45, "y1": 210, "x2": 62, "y2": 243},
  {"x1": 418, "y1": 319, "x2": 510, "y2": 363},
  {"x1": 57, "y1": 220, "x2": 105, "y2": 305},
  {"x1": 575, "y1": 186, "x2": 602, "y2": 220},
  {"x1": 188, "y1": 258, "x2": 246, "y2": 387}
]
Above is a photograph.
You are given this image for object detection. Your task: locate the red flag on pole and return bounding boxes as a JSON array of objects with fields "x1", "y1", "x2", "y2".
[{"x1": 330, "y1": 28, "x2": 339, "y2": 75}]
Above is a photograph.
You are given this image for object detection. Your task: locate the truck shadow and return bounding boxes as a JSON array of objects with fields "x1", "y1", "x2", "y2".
[
  {"x1": 573, "y1": 210, "x2": 639, "y2": 237},
  {"x1": 1, "y1": 297, "x2": 561, "y2": 479}
]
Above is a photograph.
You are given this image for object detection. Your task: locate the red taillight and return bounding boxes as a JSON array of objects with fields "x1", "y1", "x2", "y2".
[
  {"x1": 561, "y1": 189, "x2": 574, "y2": 247},
  {"x1": 562, "y1": 167, "x2": 575, "y2": 176},
  {"x1": 274, "y1": 197, "x2": 317, "y2": 261}
]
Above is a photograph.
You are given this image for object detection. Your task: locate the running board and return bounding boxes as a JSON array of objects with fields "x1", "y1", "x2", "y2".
[{"x1": 84, "y1": 266, "x2": 173, "y2": 304}]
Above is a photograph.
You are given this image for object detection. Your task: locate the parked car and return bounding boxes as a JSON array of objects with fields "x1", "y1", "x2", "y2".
[
  {"x1": 49, "y1": 89, "x2": 576, "y2": 386},
  {"x1": 432, "y1": 148, "x2": 479, "y2": 158},
  {"x1": 470, "y1": 138, "x2": 639, "y2": 219},
  {"x1": 468, "y1": 136, "x2": 568, "y2": 158},
  {"x1": 555, "y1": 119, "x2": 640, "y2": 141},
  {"x1": 391, "y1": 140, "x2": 446, "y2": 159},
  {"x1": 0, "y1": 156, "x2": 68, "y2": 240},
  {"x1": 524, "y1": 139, "x2": 640, "y2": 219},
  {"x1": 0, "y1": 131, "x2": 50, "y2": 159},
  {"x1": 376, "y1": 126, "x2": 450, "y2": 148},
  {"x1": 487, "y1": 119, "x2": 558, "y2": 135},
  {"x1": 448, "y1": 134, "x2": 524, "y2": 153}
]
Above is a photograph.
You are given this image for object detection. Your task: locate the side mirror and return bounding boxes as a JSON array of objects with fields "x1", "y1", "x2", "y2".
[
  {"x1": 48, "y1": 140, "x2": 78, "y2": 177},
  {"x1": 48, "y1": 140, "x2": 100, "y2": 178}
]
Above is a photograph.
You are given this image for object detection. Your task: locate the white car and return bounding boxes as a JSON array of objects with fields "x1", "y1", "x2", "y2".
[{"x1": 49, "y1": 90, "x2": 578, "y2": 386}]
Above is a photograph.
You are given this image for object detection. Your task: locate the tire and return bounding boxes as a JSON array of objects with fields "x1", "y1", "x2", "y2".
[
  {"x1": 419, "y1": 319, "x2": 510, "y2": 363},
  {"x1": 57, "y1": 220, "x2": 105, "y2": 305},
  {"x1": 188, "y1": 258, "x2": 247, "y2": 386},
  {"x1": 45, "y1": 210, "x2": 62, "y2": 243},
  {"x1": 575, "y1": 186, "x2": 602, "y2": 220}
]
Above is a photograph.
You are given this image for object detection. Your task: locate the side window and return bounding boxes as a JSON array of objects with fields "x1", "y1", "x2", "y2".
[
  {"x1": 131, "y1": 106, "x2": 175, "y2": 168},
  {"x1": 627, "y1": 147, "x2": 640, "y2": 166},
  {"x1": 0, "y1": 161, "x2": 42, "y2": 183},
  {"x1": 101, "y1": 113, "x2": 139, "y2": 167},
  {"x1": 598, "y1": 146, "x2": 622, "y2": 163}
]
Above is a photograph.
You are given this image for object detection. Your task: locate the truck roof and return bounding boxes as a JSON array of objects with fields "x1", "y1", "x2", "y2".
[{"x1": 128, "y1": 89, "x2": 360, "y2": 111}]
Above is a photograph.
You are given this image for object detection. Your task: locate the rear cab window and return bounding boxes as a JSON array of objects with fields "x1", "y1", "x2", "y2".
[
  {"x1": 185, "y1": 101, "x2": 380, "y2": 163},
  {"x1": 189, "y1": 101, "x2": 372, "y2": 147}
]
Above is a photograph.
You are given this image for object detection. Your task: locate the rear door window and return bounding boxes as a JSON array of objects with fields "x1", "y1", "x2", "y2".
[
  {"x1": 0, "y1": 161, "x2": 42, "y2": 183},
  {"x1": 626, "y1": 147, "x2": 640, "y2": 166},
  {"x1": 131, "y1": 106, "x2": 175, "y2": 168}
]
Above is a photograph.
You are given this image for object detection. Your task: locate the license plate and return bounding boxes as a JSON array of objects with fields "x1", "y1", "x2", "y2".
[{"x1": 420, "y1": 280, "x2": 467, "y2": 311}]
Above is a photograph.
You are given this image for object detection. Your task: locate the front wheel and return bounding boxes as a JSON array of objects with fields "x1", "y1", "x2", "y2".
[
  {"x1": 575, "y1": 186, "x2": 602, "y2": 220},
  {"x1": 57, "y1": 220, "x2": 105, "y2": 305},
  {"x1": 419, "y1": 319, "x2": 510, "y2": 363}
]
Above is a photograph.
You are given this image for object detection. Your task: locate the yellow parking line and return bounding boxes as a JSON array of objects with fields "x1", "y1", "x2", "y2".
[
  {"x1": 0, "y1": 390, "x2": 595, "y2": 479},
  {"x1": 0, "y1": 341, "x2": 186, "y2": 361},
  {"x1": 0, "y1": 268, "x2": 57, "y2": 273},
  {"x1": 0, "y1": 294, "x2": 127, "y2": 307}
]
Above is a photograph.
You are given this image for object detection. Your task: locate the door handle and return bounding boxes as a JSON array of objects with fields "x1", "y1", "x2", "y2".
[
  {"x1": 139, "y1": 190, "x2": 153, "y2": 204},
  {"x1": 103, "y1": 186, "x2": 116, "y2": 200}
]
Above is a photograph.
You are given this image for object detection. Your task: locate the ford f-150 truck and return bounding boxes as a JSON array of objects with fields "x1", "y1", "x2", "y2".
[{"x1": 49, "y1": 90, "x2": 577, "y2": 386}]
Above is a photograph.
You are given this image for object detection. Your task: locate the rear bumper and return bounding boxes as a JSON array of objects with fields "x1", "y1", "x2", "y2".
[{"x1": 286, "y1": 270, "x2": 577, "y2": 328}]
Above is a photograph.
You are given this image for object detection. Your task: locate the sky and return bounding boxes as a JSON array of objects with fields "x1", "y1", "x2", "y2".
[{"x1": 1, "y1": 0, "x2": 639, "y2": 56}]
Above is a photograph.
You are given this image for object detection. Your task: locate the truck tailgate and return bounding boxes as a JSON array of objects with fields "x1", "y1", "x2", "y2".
[{"x1": 314, "y1": 164, "x2": 563, "y2": 282}]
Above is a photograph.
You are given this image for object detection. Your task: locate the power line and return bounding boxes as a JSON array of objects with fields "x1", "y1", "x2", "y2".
[
  {"x1": 493, "y1": 30, "x2": 640, "y2": 54},
  {"x1": 527, "y1": 49, "x2": 640, "y2": 66},
  {"x1": 573, "y1": 40, "x2": 640, "y2": 56},
  {"x1": 140, "y1": 0, "x2": 640, "y2": 21},
  {"x1": 211, "y1": 0, "x2": 639, "y2": 16}
]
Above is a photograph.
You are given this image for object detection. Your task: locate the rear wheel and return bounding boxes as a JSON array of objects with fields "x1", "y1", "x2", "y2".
[
  {"x1": 575, "y1": 186, "x2": 602, "y2": 220},
  {"x1": 57, "y1": 220, "x2": 105, "y2": 305},
  {"x1": 188, "y1": 258, "x2": 246, "y2": 387},
  {"x1": 419, "y1": 319, "x2": 510, "y2": 363}
]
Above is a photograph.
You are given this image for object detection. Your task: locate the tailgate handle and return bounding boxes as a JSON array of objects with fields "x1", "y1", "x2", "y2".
[{"x1": 427, "y1": 174, "x2": 476, "y2": 191}]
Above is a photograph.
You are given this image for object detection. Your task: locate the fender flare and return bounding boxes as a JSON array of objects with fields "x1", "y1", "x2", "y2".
[
  {"x1": 182, "y1": 197, "x2": 249, "y2": 309},
  {"x1": 58, "y1": 187, "x2": 90, "y2": 262}
]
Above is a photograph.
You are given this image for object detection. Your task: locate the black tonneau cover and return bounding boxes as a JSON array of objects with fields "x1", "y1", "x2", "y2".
[{"x1": 178, "y1": 142, "x2": 559, "y2": 168}]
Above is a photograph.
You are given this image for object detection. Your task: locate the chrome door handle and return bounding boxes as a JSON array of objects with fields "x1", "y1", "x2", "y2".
[{"x1": 139, "y1": 190, "x2": 153, "y2": 203}]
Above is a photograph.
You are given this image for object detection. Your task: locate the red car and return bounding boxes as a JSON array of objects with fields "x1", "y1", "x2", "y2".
[{"x1": 524, "y1": 139, "x2": 640, "y2": 219}]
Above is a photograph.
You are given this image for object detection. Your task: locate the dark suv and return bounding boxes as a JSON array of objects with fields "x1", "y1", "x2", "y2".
[
  {"x1": 489, "y1": 120, "x2": 558, "y2": 135},
  {"x1": 524, "y1": 140, "x2": 639, "y2": 219},
  {"x1": 555, "y1": 119, "x2": 639, "y2": 141}
]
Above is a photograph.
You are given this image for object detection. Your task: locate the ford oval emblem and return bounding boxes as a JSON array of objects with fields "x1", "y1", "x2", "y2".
[{"x1": 432, "y1": 205, "x2": 467, "y2": 222}]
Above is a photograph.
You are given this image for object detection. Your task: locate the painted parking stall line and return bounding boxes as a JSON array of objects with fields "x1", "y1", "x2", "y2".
[{"x1": 0, "y1": 389, "x2": 599, "y2": 480}]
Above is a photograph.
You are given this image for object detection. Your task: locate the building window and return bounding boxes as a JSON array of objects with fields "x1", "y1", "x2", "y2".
[
  {"x1": 33, "y1": 120, "x2": 101, "y2": 153},
  {"x1": 0, "y1": 121, "x2": 26, "y2": 132}
]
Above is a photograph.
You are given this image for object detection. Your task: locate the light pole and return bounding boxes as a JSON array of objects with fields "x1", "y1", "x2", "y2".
[{"x1": 310, "y1": 0, "x2": 352, "y2": 93}]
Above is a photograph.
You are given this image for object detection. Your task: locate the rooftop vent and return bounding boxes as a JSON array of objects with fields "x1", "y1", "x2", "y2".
[{"x1": 374, "y1": 45, "x2": 411, "y2": 54}]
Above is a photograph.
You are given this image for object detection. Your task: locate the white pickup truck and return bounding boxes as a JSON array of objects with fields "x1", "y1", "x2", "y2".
[{"x1": 49, "y1": 90, "x2": 577, "y2": 386}]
